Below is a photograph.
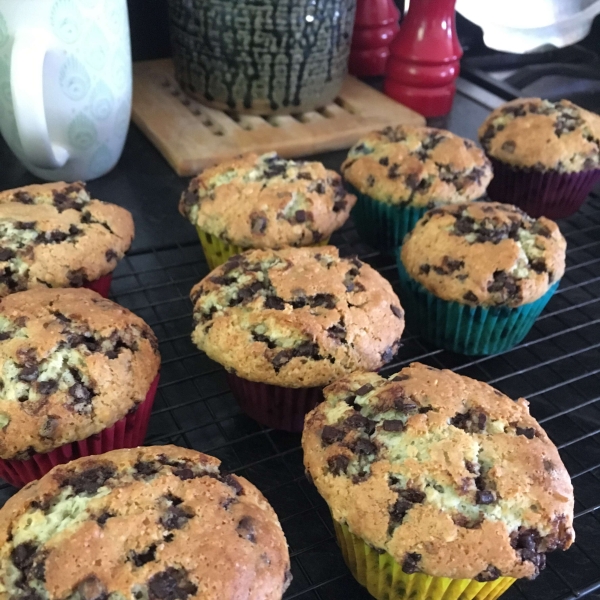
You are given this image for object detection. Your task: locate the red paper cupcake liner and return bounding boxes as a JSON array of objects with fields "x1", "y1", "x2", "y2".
[
  {"x1": 84, "y1": 273, "x2": 113, "y2": 297},
  {"x1": 0, "y1": 374, "x2": 160, "y2": 488},
  {"x1": 486, "y1": 158, "x2": 600, "y2": 219},
  {"x1": 226, "y1": 373, "x2": 323, "y2": 432}
]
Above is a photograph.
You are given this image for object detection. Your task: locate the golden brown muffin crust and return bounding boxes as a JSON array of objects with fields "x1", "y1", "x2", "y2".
[
  {"x1": 478, "y1": 98, "x2": 600, "y2": 172},
  {"x1": 0, "y1": 445, "x2": 291, "y2": 600},
  {"x1": 401, "y1": 202, "x2": 566, "y2": 307},
  {"x1": 190, "y1": 246, "x2": 405, "y2": 388},
  {"x1": 302, "y1": 363, "x2": 574, "y2": 581},
  {"x1": 0, "y1": 182, "x2": 134, "y2": 297},
  {"x1": 179, "y1": 152, "x2": 355, "y2": 248},
  {"x1": 341, "y1": 125, "x2": 492, "y2": 207},
  {"x1": 0, "y1": 288, "x2": 160, "y2": 459}
]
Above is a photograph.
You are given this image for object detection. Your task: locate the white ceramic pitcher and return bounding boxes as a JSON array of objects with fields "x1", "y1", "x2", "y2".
[{"x1": 0, "y1": 0, "x2": 132, "y2": 181}]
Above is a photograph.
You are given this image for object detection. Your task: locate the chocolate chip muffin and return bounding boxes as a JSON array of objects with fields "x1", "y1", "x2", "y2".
[
  {"x1": 302, "y1": 363, "x2": 574, "y2": 600},
  {"x1": 397, "y1": 202, "x2": 566, "y2": 355},
  {"x1": 340, "y1": 125, "x2": 492, "y2": 254},
  {"x1": 190, "y1": 246, "x2": 405, "y2": 431},
  {"x1": 0, "y1": 445, "x2": 291, "y2": 600},
  {"x1": 179, "y1": 152, "x2": 356, "y2": 269},
  {"x1": 0, "y1": 182, "x2": 134, "y2": 297},
  {"x1": 478, "y1": 98, "x2": 600, "y2": 218},
  {"x1": 0, "y1": 288, "x2": 160, "y2": 486}
]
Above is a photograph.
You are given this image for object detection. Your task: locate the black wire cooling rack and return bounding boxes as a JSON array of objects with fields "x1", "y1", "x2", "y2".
[{"x1": 1, "y1": 192, "x2": 599, "y2": 600}]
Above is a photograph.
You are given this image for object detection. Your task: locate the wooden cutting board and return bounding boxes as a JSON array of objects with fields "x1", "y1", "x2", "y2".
[{"x1": 132, "y1": 59, "x2": 425, "y2": 177}]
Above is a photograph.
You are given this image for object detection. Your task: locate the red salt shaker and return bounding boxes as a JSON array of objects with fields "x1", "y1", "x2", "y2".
[
  {"x1": 384, "y1": 0, "x2": 462, "y2": 117},
  {"x1": 349, "y1": 0, "x2": 400, "y2": 77}
]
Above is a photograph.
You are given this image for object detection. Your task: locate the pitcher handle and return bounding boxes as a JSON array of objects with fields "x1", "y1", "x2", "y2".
[{"x1": 10, "y1": 29, "x2": 69, "y2": 169}]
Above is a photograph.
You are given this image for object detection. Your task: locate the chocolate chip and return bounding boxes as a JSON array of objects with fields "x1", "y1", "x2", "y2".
[
  {"x1": 465, "y1": 461, "x2": 478, "y2": 474},
  {"x1": 327, "y1": 454, "x2": 350, "y2": 475},
  {"x1": 297, "y1": 172, "x2": 312, "y2": 180},
  {"x1": 69, "y1": 383, "x2": 93, "y2": 413},
  {"x1": 42, "y1": 230, "x2": 68, "y2": 243},
  {"x1": 96, "y1": 511, "x2": 114, "y2": 527},
  {"x1": 53, "y1": 191, "x2": 83, "y2": 212},
  {"x1": 450, "y1": 410, "x2": 487, "y2": 433},
  {"x1": 160, "y1": 505, "x2": 193, "y2": 530},
  {"x1": 264, "y1": 295, "x2": 285, "y2": 310},
  {"x1": 488, "y1": 270, "x2": 520, "y2": 301},
  {"x1": 61, "y1": 464, "x2": 116, "y2": 495},
  {"x1": 14, "y1": 221, "x2": 36, "y2": 230},
  {"x1": 134, "y1": 460, "x2": 160, "y2": 478},
  {"x1": 173, "y1": 468, "x2": 195, "y2": 480},
  {"x1": 419, "y1": 264, "x2": 430, "y2": 275},
  {"x1": 250, "y1": 212, "x2": 268, "y2": 235},
  {"x1": 391, "y1": 374, "x2": 409, "y2": 382},
  {"x1": 19, "y1": 365, "x2": 39, "y2": 382},
  {"x1": 366, "y1": 175, "x2": 375, "y2": 187},
  {"x1": 355, "y1": 384, "x2": 374, "y2": 396},
  {"x1": 391, "y1": 305, "x2": 403, "y2": 319},
  {"x1": 388, "y1": 164, "x2": 401, "y2": 179},
  {"x1": 272, "y1": 349, "x2": 294, "y2": 371},
  {"x1": 516, "y1": 427, "x2": 536, "y2": 439},
  {"x1": 37, "y1": 380, "x2": 58, "y2": 395},
  {"x1": 530, "y1": 258, "x2": 546, "y2": 274},
  {"x1": 77, "y1": 576, "x2": 107, "y2": 600},
  {"x1": 333, "y1": 199, "x2": 347, "y2": 212},
  {"x1": 345, "y1": 413, "x2": 375, "y2": 432},
  {"x1": 382, "y1": 420, "x2": 404, "y2": 432},
  {"x1": 463, "y1": 291, "x2": 478, "y2": 303},
  {"x1": 401, "y1": 553, "x2": 422, "y2": 574},
  {"x1": 0, "y1": 248, "x2": 15, "y2": 261},
  {"x1": 14, "y1": 191, "x2": 34, "y2": 204},
  {"x1": 11, "y1": 542, "x2": 38, "y2": 571},
  {"x1": 350, "y1": 438, "x2": 377, "y2": 455},
  {"x1": 321, "y1": 425, "x2": 345, "y2": 445},
  {"x1": 531, "y1": 222, "x2": 551, "y2": 238},
  {"x1": 237, "y1": 516, "x2": 256, "y2": 543},
  {"x1": 148, "y1": 567, "x2": 198, "y2": 600},
  {"x1": 327, "y1": 322, "x2": 346, "y2": 342},
  {"x1": 105, "y1": 249, "x2": 118, "y2": 262},
  {"x1": 475, "y1": 565, "x2": 501, "y2": 582},
  {"x1": 39, "y1": 416, "x2": 59, "y2": 439},
  {"x1": 130, "y1": 544, "x2": 157, "y2": 567},
  {"x1": 501, "y1": 140, "x2": 516, "y2": 153},
  {"x1": 476, "y1": 490, "x2": 496, "y2": 504},
  {"x1": 222, "y1": 474, "x2": 244, "y2": 495},
  {"x1": 379, "y1": 156, "x2": 389, "y2": 166},
  {"x1": 309, "y1": 293, "x2": 336, "y2": 309},
  {"x1": 67, "y1": 268, "x2": 87, "y2": 287}
]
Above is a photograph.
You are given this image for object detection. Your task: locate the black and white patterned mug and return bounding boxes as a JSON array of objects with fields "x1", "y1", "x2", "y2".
[{"x1": 168, "y1": 0, "x2": 356, "y2": 115}]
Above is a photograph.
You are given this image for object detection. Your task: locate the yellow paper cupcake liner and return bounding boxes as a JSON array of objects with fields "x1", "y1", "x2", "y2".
[
  {"x1": 333, "y1": 520, "x2": 516, "y2": 600},
  {"x1": 197, "y1": 227, "x2": 330, "y2": 270}
]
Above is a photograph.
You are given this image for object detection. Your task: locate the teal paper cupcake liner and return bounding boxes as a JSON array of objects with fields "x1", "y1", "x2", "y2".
[
  {"x1": 347, "y1": 184, "x2": 428, "y2": 254},
  {"x1": 396, "y1": 257, "x2": 559, "y2": 355}
]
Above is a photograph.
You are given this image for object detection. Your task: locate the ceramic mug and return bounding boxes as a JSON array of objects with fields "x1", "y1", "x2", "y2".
[{"x1": 0, "y1": 0, "x2": 132, "y2": 181}]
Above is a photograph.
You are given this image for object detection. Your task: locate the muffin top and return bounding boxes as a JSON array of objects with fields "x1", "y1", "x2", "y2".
[
  {"x1": 0, "y1": 445, "x2": 291, "y2": 600},
  {"x1": 190, "y1": 246, "x2": 405, "y2": 388},
  {"x1": 478, "y1": 98, "x2": 600, "y2": 172},
  {"x1": 179, "y1": 152, "x2": 356, "y2": 248},
  {"x1": 0, "y1": 181, "x2": 134, "y2": 297},
  {"x1": 401, "y1": 202, "x2": 566, "y2": 307},
  {"x1": 0, "y1": 288, "x2": 160, "y2": 459},
  {"x1": 341, "y1": 125, "x2": 492, "y2": 208},
  {"x1": 303, "y1": 363, "x2": 574, "y2": 581}
]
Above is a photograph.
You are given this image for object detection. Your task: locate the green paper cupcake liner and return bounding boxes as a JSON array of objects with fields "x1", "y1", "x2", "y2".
[
  {"x1": 334, "y1": 519, "x2": 516, "y2": 600},
  {"x1": 346, "y1": 184, "x2": 428, "y2": 254},
  {"x1": 396, "y1": 257, "x2": 559, "y2": 356}
]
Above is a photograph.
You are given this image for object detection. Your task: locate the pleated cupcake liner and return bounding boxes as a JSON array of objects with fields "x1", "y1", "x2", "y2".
[
  {"x1": 333, "y1": 519, "x2": 516, "y2": 600},
  {"x1": 486, "y1": 158, "x2": 600, "y2": 219},
  {"x1": 197, "y1": 227, "x2": 331, "y2": 270},
  {"x1": 225, "y1": 372, "x2": 323, "y2": 432},
  {"x1": 84, "y1": 273, "x2": 113, "y2": 297},
  {"x1": 0, "y1": 374, "x2": 160, "y2": 488},
  {"x1": 396, "y1": 257, "x2": 559, "y2": 356},
  {"x1": 346, "y1": 184, "x2": 428, "y2": 255}
]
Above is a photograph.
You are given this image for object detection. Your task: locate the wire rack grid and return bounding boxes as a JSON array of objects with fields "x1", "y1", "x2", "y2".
[{"x1": 1, "y1": 193, "x2": 600, "y2": 600}]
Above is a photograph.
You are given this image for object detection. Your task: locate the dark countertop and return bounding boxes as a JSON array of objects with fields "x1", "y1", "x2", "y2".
[{"x1": 0, "y1": 77, "x2": 497, "y2": 252}]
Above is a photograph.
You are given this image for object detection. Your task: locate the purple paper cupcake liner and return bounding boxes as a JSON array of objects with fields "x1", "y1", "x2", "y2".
[
  {"x1": 486, "y1": 158, "x2": 600, "y2": 219},
  {"x1": 226, "y1": 373, "x2": 323, "y2": 432}
]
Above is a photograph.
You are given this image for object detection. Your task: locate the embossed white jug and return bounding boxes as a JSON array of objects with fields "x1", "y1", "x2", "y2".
[{"x1": 0, "y1": 0, "x2": 132, "y2": 181}]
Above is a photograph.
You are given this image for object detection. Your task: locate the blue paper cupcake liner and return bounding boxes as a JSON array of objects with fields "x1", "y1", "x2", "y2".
[
  {"x1": 346, "y1": 184, "x2": 428, "y2": 254},
  {"x1": 396, "y1": 257, "x2": 559, "y2": 355}
]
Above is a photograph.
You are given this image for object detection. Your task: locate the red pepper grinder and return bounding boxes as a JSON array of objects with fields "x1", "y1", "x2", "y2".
[
  {"x1": 349, "y1": 0, "x2": 400, "y2": 77},
  {"x1": 384, "y1": 0, "x2": 462, "y2": 117}
]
